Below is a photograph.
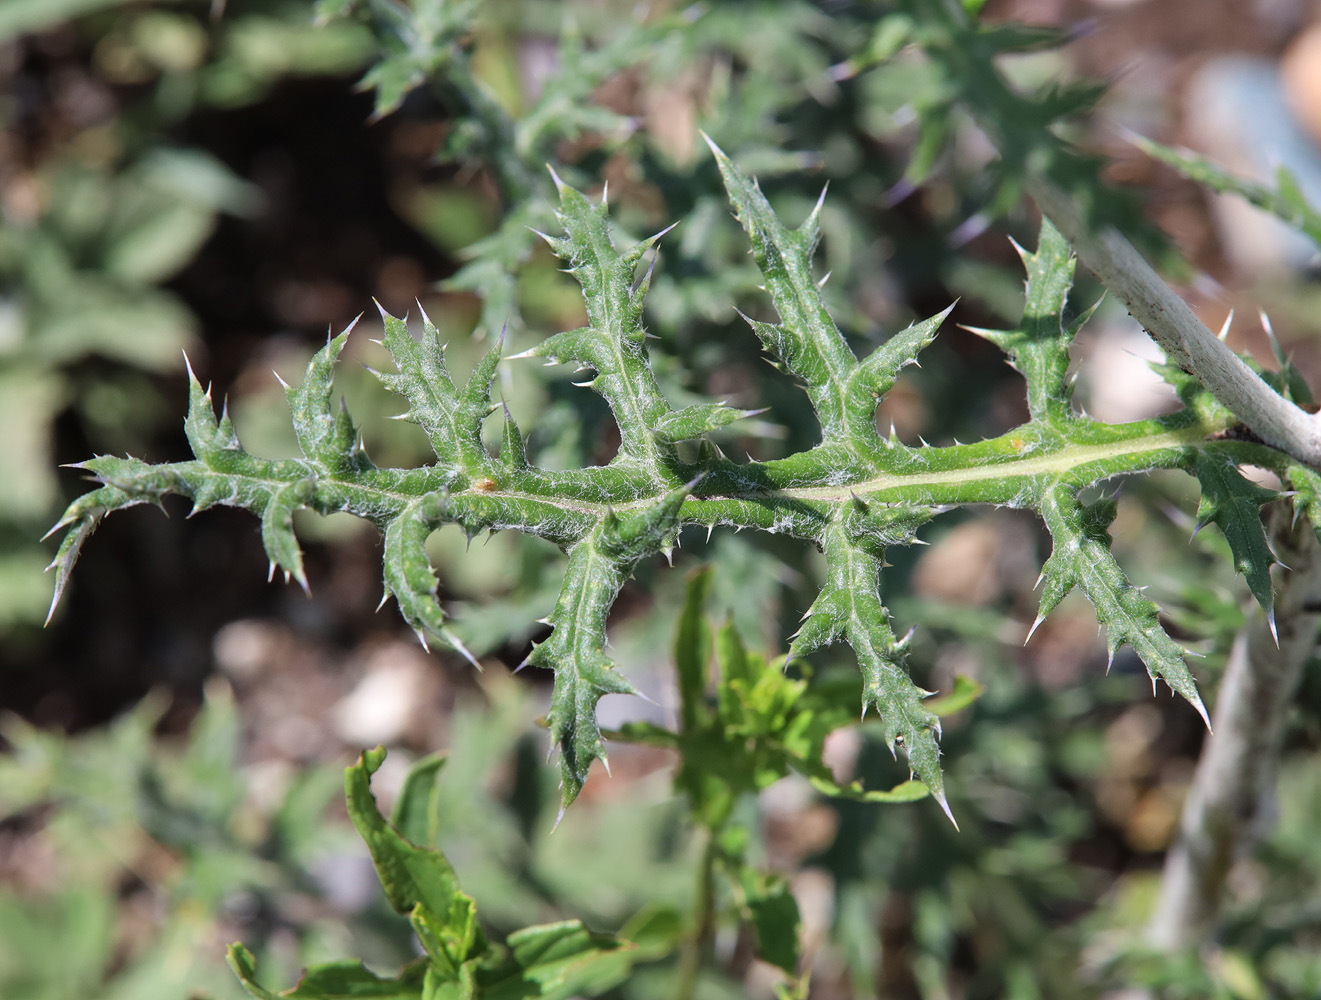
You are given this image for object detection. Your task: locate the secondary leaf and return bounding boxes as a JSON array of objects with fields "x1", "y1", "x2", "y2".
[
  {"x1": 375, "y1": 309, "x2": 499, "y2": 473},
  {"x1": 788, "y1": 515, "x2": 952, "y2": 824},
  {"x1": 737, "y1": 870, "x2": 801, "y2": 975},
  {"x1": 477, "y1": 921, "x2": 632, "y2": 1000},
  {"x1": 1036, "y1": 484, "x2": 1210, "y2": 727},
  {"x1": 707, "y1": 136, "x2": 858, "y2": 443},
  {"x1": 966, "y1": 218, "x2": 1087, "y2": 423},
  {"x1": 526, "y1": 180, "x2": 674, "y2": 468},
  {"x1": 1191, "y1": 453, "x2": 1278, "y2": 627},
  {"x1": 527, "y1": 481, "x2": 694, "y2": 809},
  {"x1": 285, "y1": 327, "x2": 367, "y2": 475},
  {"x1": 228, "y1": 946, "x2": 428, "y2": 1000},
  {"x1": 344, "y1": 747, "x2": 467, "y2": 921}
]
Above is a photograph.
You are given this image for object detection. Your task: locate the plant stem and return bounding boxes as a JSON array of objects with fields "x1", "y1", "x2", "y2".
[
  {"x1": 1026, "y1": 176, "x2": 1321, "y2": 468},
  {"x1": 674, "y1": 829, "x2": 720, "y2": 1000},
  {"x1": 1147, "y1": 504, "x2": 1321, "y2": 948}
]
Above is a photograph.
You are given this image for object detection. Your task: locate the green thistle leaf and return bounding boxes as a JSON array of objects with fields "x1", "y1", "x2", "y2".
[
  {"x1": 283, "y1": 326, "x2": 368, "y2": 475},
  {"x1": 707, "y1": 136, "x2": 859, "y2": 444},
  {"x1": 1192, "y1": 453, "x2": 1279, "y2": 627},
  {"x1": 382, "y1": 495, "x2": 472, "y2": 661},
  {"x1": 788, "y1": 513, "x2": 953, "y2": 824},
  {"x1": 375, "y1": 307, "x2": 499, "y2": 476},
  {"x1": 524, "y1": 177, "x2": 674, "y2": 470},
  {"x1": 652, "y1": 402, "x2": 759, "y2": 444},
  {"x1": 51, "y1": 144, "x2": 1292, "y2": 824},
  {"x1": 1036, "y1": 484, "x2": 1209, "y2": 726},
  {"x1": 528, "y1": 481, "x2": 694, "y2": 810},
  {"x1": 183, "y1": 358, "x2": 241, "y2": 464},
  {"x1": 260, "y1": 479, "x2": 312, "y2": 592},
  {"x1": 1287, "y1": 462, "x2": 1321, "y2": 543},
  {"x1": 966, "y1": 218, "x2": 1085, "y2": 424}
]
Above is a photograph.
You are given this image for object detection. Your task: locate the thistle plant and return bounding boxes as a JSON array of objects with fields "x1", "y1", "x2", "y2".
[{"x1": 47, "y1": 137, "x2": 1306, "y2": 825}]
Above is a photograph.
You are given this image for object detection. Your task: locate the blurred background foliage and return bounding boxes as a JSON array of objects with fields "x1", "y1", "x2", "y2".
[{"x1": 4, "y1": 0, "x2": 1321, "y2": 997}]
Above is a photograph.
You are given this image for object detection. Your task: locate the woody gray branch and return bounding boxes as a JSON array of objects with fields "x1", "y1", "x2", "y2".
[
  {"x1": 1027, "y1": 176, "x2": 1321, "y2": 469},
  {"x1": 1146, "y1": 504, "x2": 1321, "y2": 948}
]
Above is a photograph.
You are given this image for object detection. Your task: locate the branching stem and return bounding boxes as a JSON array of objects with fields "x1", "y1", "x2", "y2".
[{"x1": 1026, "y1": 176, "x2": 1321, "y2": 468}]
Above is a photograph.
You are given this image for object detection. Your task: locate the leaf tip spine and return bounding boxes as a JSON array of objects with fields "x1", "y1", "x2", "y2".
[
  {"x1": 546, "y1": 164, "x2": 569, "y2": 196},
  {"x1": 933, "y1": 788, "x2": 959, "y2": 830}
]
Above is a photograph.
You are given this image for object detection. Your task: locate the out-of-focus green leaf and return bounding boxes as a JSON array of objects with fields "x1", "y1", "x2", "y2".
[
  {"x1": 0, "y1": 0, "x2": 125, "y2": 42},
  {"x1": 228, "y1": 945, "x2": 428, "y2": 1000}
]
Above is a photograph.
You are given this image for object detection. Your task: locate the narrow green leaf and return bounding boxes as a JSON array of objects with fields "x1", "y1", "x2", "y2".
[
  {"x1": 228, "y1": 944, "x2": 428, "y2": 1000},
  {"x1": 652, "y1": 403, "x2": 757, "y2": 444},
  {"x1": 844, "y1": 309, "x2": 948, "y2": 442},
  {"x1": 261, "y1": 480, "x2": 313, "y2": 592},
  {"x1": 924, "y1": 674, "x2": 985, "y2": 717},
  {"x1": 675, "y1": 568, "x2": 714, "y2": 732},
  {"x1": 529, "y1": 481, "x2": 694, "y2": 808},
  {"x1": 524, "y1": 180, "x2": 673, "y2": 468},
  {"x1": 1135, "y1": 136, "x2": 1321, "y2": 247},
  {"x1": 1287, "y1": 463, "x2": 1321, "y2": 544},
  {"x1": 344, "y1": 748, "x2": 467, "y2": 921},
  {"x1": 789, "y1": 518, "x2": 952, "y2": 824},
  {"x1": 801, "y1": 776, "x2": 932, "y2": 804},
  {"x1": 738, "y1": 869, "x2": 800, "y2": 974},
  {"x1": 707, "y1": 136, "x2": 858, "y2": 443},
  {"x1": 499, "y1": 403, "x2": 529, "y2": 470},
  {"x1": 286, "y1": 325, "x2": 369, "y2": 475},
  {"x1": 1036, "y1": 484, "x2": 1209, "y2": 726},
  {"x1": 382, "y1": 496, "x2": 467, "y2": 656},
  {"x1": 184, "y1": 357, "x2": 241, "y2": 462},
  {"x1": 477, "y1": 920, "x2": 632, "y2": 1000},
  {"x1": 1191, "y1": 453, "x2": 1278, "y2": 624},
  {"x1": 412, "y1": 895, "x2": 482, "y2": 977},
  {"x1": 43, "y1": 484, "x2": 133, "y2": 624},
  {"x1": 391, "y1": 752, "x2": 446, "y2": 847},
  {"x1": 376, "y1": 309, "x2": 496, "y2": 472},
  {"x1": 966, "y1": 218, "x2": 1084, "y2": 423}
]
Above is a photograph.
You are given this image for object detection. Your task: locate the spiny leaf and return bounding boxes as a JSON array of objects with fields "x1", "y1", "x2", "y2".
[
  {"x1": 382, "y1": 495, "x2": 461, "y2": 655},
  {"x1": 1036, "y1": 484, "x2": 1209, "y2": 727},
  {"x1": 42, "y1": 485, "x2": 133, "y2": 625},
  {"x1": 528, "y1": 481, "x2": 694, "y2": 808},
  {"x1": 843, "y1": 309, "x2": 948, "y2": 444},
  {"x1": 1191, "y1": 453, "x2": 1278, "y2": 627},
  {"x1": 184, "y1": 358, "x2": 241, "y2": 464},
  {"x1": 499, "y1": 403, "x2": 529, "y2": 470},
  {"x1": 376, "y1": 308, "x2": 499, "y2": 471},
  {"x1": 525, "y1": 182, "x2": 673, "y2": 467},
  {"x1": 50, "y1": 142, "x2": 1295, "y2": 831},
  {"x1": 966, "y1": 218, "x2": 1086, "y2": 423},
  {"x1": 346, "y1": 0, "x2": 477, "y2": 119},
  {"x1": 260, "y1": 479, "x2": 313, "y2": 592},
  {"x1": 652, "y1": 402, "x2": 758, "y2": 444},
  {"x1": 788, "y1": 517, "x2": 952, "y2": 825},
  {"x1": 1287, "y1": 462, "x2": 1321, "y2": 543},
  {"x1": 1134, "y1": 135, "x2": 1321, "y2": 247},
  {"x1": 707, "y1": 136, "x2": 859, "y2": 443},
  {"x1": 285, "y1": 324, "x2": 369, "y2": 475}
]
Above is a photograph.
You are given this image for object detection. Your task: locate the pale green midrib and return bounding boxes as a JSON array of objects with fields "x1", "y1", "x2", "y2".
[
  {"x1": 791, "y1": 426, "x2": 1204, "y2": 501},
  {"x1": 468, "y1": 424, "x2": 1212, "y2": 517},
  {"x1": 168, "y1": 423, "x2": 1216, "y2": 527}
]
